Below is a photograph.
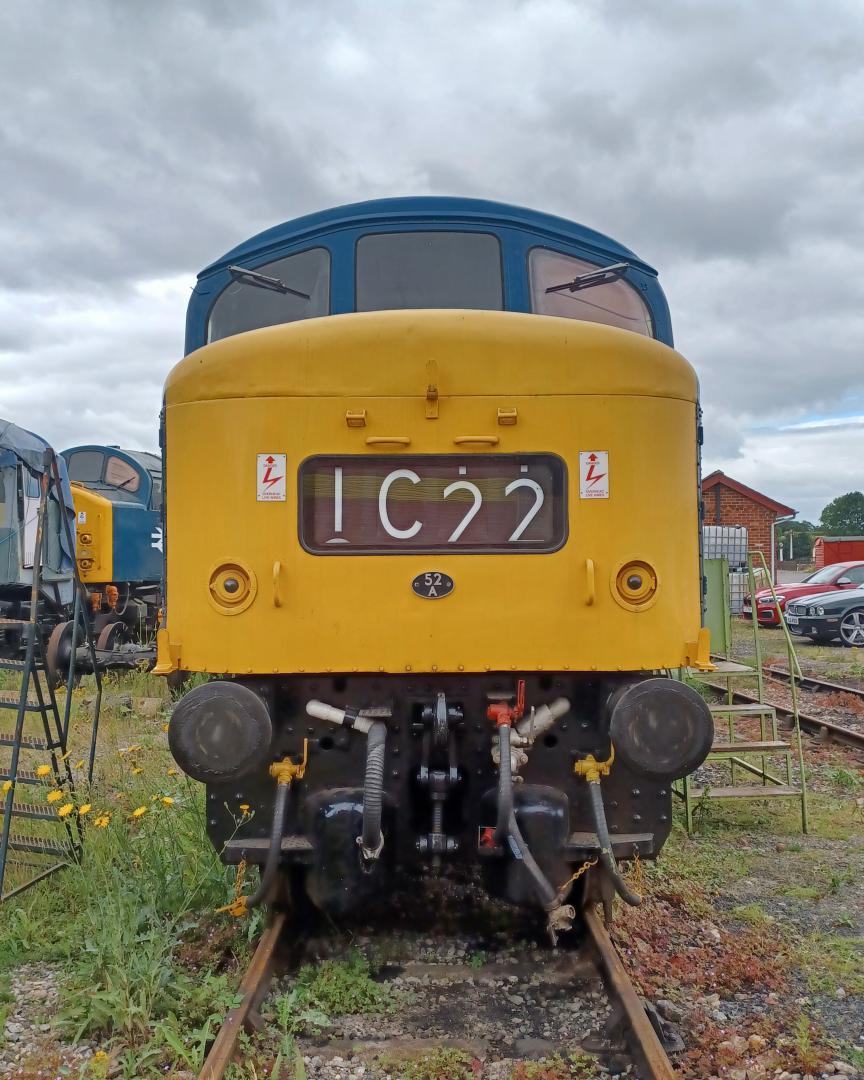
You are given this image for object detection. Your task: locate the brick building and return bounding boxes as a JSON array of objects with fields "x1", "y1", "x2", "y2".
[{"x1": 702, "y1": 471, "x2": 796, "y2": 569}]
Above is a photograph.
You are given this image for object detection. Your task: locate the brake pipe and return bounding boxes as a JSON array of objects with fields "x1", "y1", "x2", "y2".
[
  {"x1": 244, "y1": 742, "x2": 308, "y2": 911},
  {"x1": 489, "y1": 685, "x2": 575, "y2": 942},
  {"x1": 574, "y1": 748, "x2": 642, "y2": 907}
]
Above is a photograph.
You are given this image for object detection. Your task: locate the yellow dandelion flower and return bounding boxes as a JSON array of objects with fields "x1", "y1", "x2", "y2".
[
  {"x1": 78, "y1": 804, "x2": 92, "y2": 816},
  {"x1": 162, "y1": 723, "x2": 169, "y2": 733},
  {"x1": 167, "y1": 768, "x2": 178, "y2": 777},
  {"x1": 57, "y1": 803, "x2": 74, "y2": 818},
  {"x1": 36, "y1": 764, "x2": 52, "y2": 778},
  {"x1": 132, "y1": 767, "x2": 143, "y2": 775},
  {"x1": 161, "y1": 796, "x2": 174, "y2": 807},
  {"x1": 93, "y1": 814, "x2": 110, "y2": 828},
  {"x1": 92, "y1": 1050, "x2": 108, "y2": 1062},
  {"x1": 239, "y1": 804, "x2": 250, "y2": 816},
  {"x1": 47, "y1": 790, "x2": 64, "y2": 804},
  {"x1": 130, "y1": 805, "x2": 148, "y2": 819},
  {"x1": 2, "y1": 780, "x2": 12, "y2": 796}
]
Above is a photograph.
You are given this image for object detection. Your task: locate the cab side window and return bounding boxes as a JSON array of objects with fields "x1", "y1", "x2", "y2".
[
  {"x1": 66, "y1": 450, "x2": 104, "y2": 483},
  {"x1": 529, "y1": 248, "x2": 653, "y2": 336},
  {"x1": 844, "y1": 566, "x2": 864, "y2": 584},
  {"x1": 105, "y1": 456, "x2": 141, "y2": 493}
]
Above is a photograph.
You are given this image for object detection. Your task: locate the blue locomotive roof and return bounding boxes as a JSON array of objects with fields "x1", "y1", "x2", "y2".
[
  {"x1": 187, "y1": 196, "x2": 672, "y2": 352},
  {"x1": 201, "y1": 197, "x2": 653, "y2": 278}
]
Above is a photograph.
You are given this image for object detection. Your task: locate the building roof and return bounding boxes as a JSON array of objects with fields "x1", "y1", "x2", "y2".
[{"x1": 702, "y1": 470, "x2": 796, "y2": 518}]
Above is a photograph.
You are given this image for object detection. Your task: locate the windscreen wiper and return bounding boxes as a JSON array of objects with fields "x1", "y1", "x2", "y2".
[
  {"x1": 228, "y1": 265, "x2": 310, "y2": 301},
  {"x1": 545, "y1": 261, "x2": 631, "y2": 295}
]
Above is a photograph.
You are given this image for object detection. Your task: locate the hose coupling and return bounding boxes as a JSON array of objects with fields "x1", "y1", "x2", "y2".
[
  {"x1": 269, "y1": 739, "x2": 309, "y2": 786},
  {"x1": 573, "y1": 745, "x2": 615, "y2": 784},
  {"x1": 357, "y1": 832, "x2": 385, "y2": 862}
]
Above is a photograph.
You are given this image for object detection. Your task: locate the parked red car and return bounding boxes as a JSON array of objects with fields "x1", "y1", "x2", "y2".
[{"x1": 743, "y1": 561, "x2": 864, "y2": 626}]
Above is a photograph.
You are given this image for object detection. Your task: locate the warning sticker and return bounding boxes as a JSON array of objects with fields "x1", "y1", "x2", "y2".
[
  {"x1": 77, "y1": 510, "x2": 87, "y2": 524},
  {"x1": 579, "y1": 451, "x2": 609, "y2": 499},
  {"x1": 256, "y1": 453, "x2": 286, "y2": 502}
]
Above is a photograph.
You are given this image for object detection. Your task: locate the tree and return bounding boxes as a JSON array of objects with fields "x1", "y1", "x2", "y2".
[
  {"x1": 819, "y1": 492, "x2": 864, "y2": 535},
  {"x1": 776, "y1": 519, "x2": 817, "y2": 560}
]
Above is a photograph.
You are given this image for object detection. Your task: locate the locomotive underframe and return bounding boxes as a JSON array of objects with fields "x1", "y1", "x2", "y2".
[{"x1": 205, "y1": 672, "x2": 672, "y2": 914}]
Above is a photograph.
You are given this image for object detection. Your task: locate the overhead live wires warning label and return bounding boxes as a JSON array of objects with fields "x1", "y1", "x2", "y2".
[
  {"x1": 579, "y1": 451, "x2": 609, "y2": 499},
  {"x1": 257, "y1": 453, "x2": 286, "y2": 501}
]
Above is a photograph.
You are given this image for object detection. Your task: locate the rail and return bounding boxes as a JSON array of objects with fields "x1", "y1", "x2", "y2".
[
  {"x1": 702, "y1": 681, "x2": 864, "y2": 751},
  {"x1": 583, "y1": 906, "x2": 679, "y2": 1079},
  {"x1": 198, "y1": 910, "x2": 287, "y2": 1080},
  {"x1": 198, "y1": 906, "x2": 679, "y2": 1080}
]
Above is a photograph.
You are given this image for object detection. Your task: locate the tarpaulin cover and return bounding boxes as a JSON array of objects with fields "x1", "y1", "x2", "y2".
[{"x1": 0, "y1": 418, "x2": 76, "y2": 572}]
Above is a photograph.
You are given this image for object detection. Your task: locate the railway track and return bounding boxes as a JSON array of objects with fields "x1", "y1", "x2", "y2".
[
  {"x1": 198, "y1": 906, "x2": 679, "y2": 1080},
  {"x1": 763, "y1": 663, "x2": 864, "y2": 701},
  {"x1": 703, "y1": 678, "x2": 864, "y2": 751}
]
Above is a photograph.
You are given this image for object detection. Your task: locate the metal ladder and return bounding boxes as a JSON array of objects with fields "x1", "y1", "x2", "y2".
[
  {"x1": 680, "y1": 550, "x2": 808, "y2": 834},
  {"x1": 0, "y1": 451, "x2": 101, "y2": 900}
]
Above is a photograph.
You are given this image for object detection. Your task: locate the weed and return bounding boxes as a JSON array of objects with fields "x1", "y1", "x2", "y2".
[
  {"x1": 511, "y1": 1053, "x2": 597, "y2": 1079},
  {"x1": 776, "y1": 883, "x2": 823, "y2": 901},
  {"x1": 293, "y1": 951, "x2": 393, "y2": 1016},
  {"x1": 0, "y1": 674, "x2": 247, "y2": 1076},
  {"x1": 380, "y1": 1047, "x2": 475, "y2": 1079},
  {"x1": 843, "y1": 1045, "x2": 864, "y2": 1070},
  {"x1": 468, "y1": 949, "x2": 487, "y2": 969},
  {"x1": 786, "y1": 1014, "x2": 829, "y2": 1075},
  {"x1": 796, "y1": 933, "x2": 864, "y2": 995},
  {"x1": 826, "y1": 765, "x2": 864, "y2": 792},
  {"x1": 729, "y1": 903, "x2": 773, "y2": 926}
]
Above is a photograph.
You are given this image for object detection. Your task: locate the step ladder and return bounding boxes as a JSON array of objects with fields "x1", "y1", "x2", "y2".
[
  {"x1": 678, "y1": 551, "x2": 808, "y2": 834},
  {"x1": 0, "y1": 450, "x2": 101, "y2": 901}
]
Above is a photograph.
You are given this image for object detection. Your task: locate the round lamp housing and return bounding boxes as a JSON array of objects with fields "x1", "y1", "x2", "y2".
[
  {"x1": 169, "y1": 681, "x2": 272, "y2": 784},
  {"x1": 608, "y1": 678, "x2": 713, "y2": 781}
]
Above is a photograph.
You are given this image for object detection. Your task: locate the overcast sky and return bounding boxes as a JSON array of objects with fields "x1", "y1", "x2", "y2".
[{"x1": 1, "y1": 0, "x2": 862, "y2": 522}]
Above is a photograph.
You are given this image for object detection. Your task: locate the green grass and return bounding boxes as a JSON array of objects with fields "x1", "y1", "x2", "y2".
[
  {"x1": 729, "y1": 902, "x2": 774, "y2": 925},
  {"x1": 379, "y1": 1047, "x2": 475, "y2": 1080},
  {"x1": 796, "y1": 933, "x2": 864, "y2": 996},
  {"x1": 0, "y1": 671, "x2": 249, "y2": 1076}
]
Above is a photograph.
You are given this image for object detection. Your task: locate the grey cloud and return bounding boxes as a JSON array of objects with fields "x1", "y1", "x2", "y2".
[{"x1": 1, "y1": 0, "x2": 863, "y2": 511}]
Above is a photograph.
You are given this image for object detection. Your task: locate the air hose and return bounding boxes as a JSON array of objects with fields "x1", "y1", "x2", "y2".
[
  {"x1": 496, "y1": 724, "x2": 560, "y2": 911},
  {"x1": 245, "y1": 779, "x2": 291, "y2": 909},
  {"x1": 583, "y1": 770, "x2": 642, "y2": 908},
  {"x1": 359, "y1": 720, "x2": 387, "y2": 862}
]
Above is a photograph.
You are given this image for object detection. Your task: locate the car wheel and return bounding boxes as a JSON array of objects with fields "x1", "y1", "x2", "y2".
[{"x1": 839, "y1": 609, "x2": 864, "y2": 648}]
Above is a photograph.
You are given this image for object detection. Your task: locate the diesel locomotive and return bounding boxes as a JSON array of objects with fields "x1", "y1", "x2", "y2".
[
  {"x1": 62, "y1": 444, "x2": 162, "y2": 646},
  {"x1": 161, "y1": 198, "x2": 713, "y2": 936}
]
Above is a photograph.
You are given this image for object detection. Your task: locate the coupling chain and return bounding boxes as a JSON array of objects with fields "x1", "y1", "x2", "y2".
[
  {"x1": 558, "y1": 856, "x2": 598, "y2": 894},
  {"x1": 215, "y1": 858, "x2": 249, "y2": 918}
]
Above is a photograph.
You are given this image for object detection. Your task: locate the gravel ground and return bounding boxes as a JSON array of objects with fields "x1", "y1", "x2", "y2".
[
  {"x1": 278, "y1": 915, "x2": 627, "y2": 1079},
  {"x1": 0, "y1": 964, "x2": 101, "y2": 1078}
]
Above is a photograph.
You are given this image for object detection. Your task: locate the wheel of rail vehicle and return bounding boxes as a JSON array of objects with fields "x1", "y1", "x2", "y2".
[
  {"x1": 45, "y1": 620, "x2": 81, "y2": 689},
  {"x1": 839, "y1": 608, "x2": 864, "y2": 648},
  {"x1": 96, "y1": 620, "x2": 127, "y2": 652}
]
